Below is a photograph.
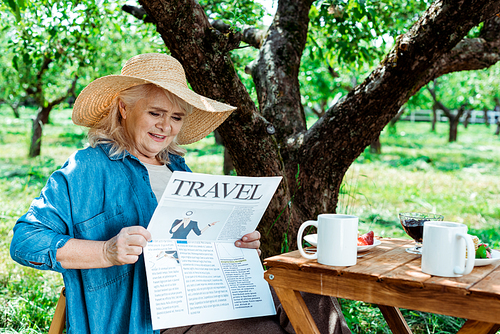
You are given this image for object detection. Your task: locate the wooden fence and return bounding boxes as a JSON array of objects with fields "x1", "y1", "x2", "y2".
[{"x1": 400, "y1": 110, "x2": 500, "y2": 124}]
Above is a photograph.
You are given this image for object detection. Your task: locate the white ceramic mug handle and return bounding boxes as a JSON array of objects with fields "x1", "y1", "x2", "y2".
[
  {"x1": 297, "y1": 220, "x2": 318, "y2": 259},
  {"x1": 454, "y1": 233, "x2": 475, "y2": 276}
]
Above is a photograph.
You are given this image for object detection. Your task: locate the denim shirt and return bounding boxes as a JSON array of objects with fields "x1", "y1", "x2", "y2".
[{"x1": 10, "y1": 144, "x2": 191, "y2": 334}]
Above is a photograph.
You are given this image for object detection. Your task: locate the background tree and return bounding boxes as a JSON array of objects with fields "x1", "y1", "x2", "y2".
[
  {"x1": 133, "y1": 0, "x2": 500, "y2": 257},
  {"x1": 426, "y1": 80, "x2": 469, "y2": 142},
  {"x1": 3, "y1": 0, "x2": 164, "y2": 157}
]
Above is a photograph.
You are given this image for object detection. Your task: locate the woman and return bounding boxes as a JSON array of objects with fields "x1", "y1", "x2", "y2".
[{"x1": 10, "y1": 54, "x2": 350, "y2": 334}]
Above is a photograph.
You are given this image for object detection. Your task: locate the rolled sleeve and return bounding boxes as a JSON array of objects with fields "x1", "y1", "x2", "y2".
[
  {"x1": 11, "y1": 210, "x2": 72, "y2": 273},
  {"x1": 10, "y1": 169, "x2": 73, "y2": 274}
]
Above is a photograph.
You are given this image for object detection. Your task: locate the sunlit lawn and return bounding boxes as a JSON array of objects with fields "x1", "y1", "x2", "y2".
[{"x1": 1, "y1": 105, "x2": 500, "y2": 333}]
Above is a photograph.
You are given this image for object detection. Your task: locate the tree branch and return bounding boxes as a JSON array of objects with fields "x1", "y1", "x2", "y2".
[
  {"x1": 305, "y1": 0, "x2": 500, "y2": 165},
  {"x1": 210, "y1": 20, "x2": 266, "y2": 49},
  {"x1": 47, "y1": 75, "x2": 78, "y2": 109},
  {"x1": 121, "y1": 4, "x2": 155, "y2": 23},
  {"x1": 414, "y1": 15, "x2": 500, "y2": 89}
]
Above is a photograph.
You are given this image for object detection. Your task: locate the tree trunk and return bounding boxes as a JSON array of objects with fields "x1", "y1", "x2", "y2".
[
  {"x1": 389, "y1": 107, "x2": 405, "y2": 127},
  {"x1": 369, "y1": 136, "x2": 381, "y2": 154},
  {"x1": 214, "y1": 130, "x2": 235, "y2": 175},
  {"x1": 483, "y1": 107, "x2": 489, "y2": 127},
  {"x1": 463, "y1": 109, "x2": 472, "y2": 129},
  {"x1": 447, "y1": 106, "x2": 467, "y2": 142},
  {"x1": 139, "y1": 0, "x2": 500, "y2": 257},
  {"x1": 29, "y1": 106, "x2": 52, "y2": 157},
  {"x1": 449, "y1": 118, "x2": 459, "y2": 142},
  {"x1": 12, "y1": 104, "x2": 20, "y2": 118},
  {"x1": 223, "y1": 149, "x2": 234, "y2": 175},
  {"x1": 431, "y1": 103, "x2": 438, "y2": 132},
  {"x1": 27, "y1": 75, "x2": 78, "y2": 158}
]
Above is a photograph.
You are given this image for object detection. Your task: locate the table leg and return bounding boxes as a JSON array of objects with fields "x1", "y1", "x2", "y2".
[
  {"x1": 377, "y1": 304, "x2": 412, "y2": 334},
  {"x1": 457, "y1": 320, "x2": 500, "y2": 334},
  {"x1": 273, "y1": 286, "x2": 321, "y2": 334}
]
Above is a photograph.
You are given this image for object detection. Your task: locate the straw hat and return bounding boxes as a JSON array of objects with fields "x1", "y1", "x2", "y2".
[{"x1": 72, "y1": 53, "x2": 236, "y2": 145}]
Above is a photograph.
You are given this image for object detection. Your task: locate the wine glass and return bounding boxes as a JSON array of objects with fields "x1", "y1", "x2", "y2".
[{"x1": 399, "y1": 212, "x2": 444, "y2": 254}]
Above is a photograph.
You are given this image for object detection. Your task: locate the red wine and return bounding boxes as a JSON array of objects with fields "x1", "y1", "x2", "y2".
[{"x1": 401, "y1": 219, "x2": 425, "y2": 242}]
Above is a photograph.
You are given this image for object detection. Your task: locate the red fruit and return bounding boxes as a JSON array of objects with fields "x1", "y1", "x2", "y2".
[{"x1": 357, "y1": 231, "x2": 374, "y2": 246}]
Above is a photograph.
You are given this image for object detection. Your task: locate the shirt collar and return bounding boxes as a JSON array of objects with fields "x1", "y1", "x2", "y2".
[{"x1": 98, "y1": 143, "x2": 182, "y2": 165}]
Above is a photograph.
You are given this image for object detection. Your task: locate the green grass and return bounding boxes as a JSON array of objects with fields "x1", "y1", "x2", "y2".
[
  {"x1": 350, "y1": 122, "x2": 500, "y2": 249},
  {"x1": 1, "y1": 105, "x2": 500, "y2": 333}
]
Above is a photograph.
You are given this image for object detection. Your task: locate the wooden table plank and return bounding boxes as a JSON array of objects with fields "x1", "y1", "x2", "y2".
[
  {"x1": 264, "y1": 268, "x2": 500, "y2": 323},
  {"x1": 424, "y1": 262, "x2": 500, "y2": 293},
  {"x1": 381, "y1": 258, "x2": 430, "y2": 288},
  {"x1": 267, "y1": 238, "x2": 416, "y2": 279},
  {"x1": 264, "y1": 249, "x2": 317, "y2": 271},
  {"x1": 338, "y1": 241, "x2": 417, "y2": 279},
  {"x1": 467, "y1": 265, "x2": 500, "y2": 296}
]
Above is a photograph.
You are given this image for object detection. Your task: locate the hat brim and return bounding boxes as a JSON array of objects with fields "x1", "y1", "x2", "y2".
[{"x1": 73, "y1": 75, "x2": 236, "y2": 145}]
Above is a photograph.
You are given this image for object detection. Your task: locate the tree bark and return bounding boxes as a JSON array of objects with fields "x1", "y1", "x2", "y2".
[
  {"x1": 139, "y1": 0, "x2": 500, "y2": 257},
  {"x1": 369, "y1": 136, "x2": 381, "y2": 154},
  {"x1": 483, "y1": 107, "x2": 490, "y2": 127},
  {"x1": 28, "y1": 76, "x2": 78, "y2": 158},
  {"x1": 29, "y1": 106, "x2": 52, "y2": 157},
  {"x1": 432, "y1": 103, "x2": 438, "y2": 132},
  {"x1": 213, "y1": 130, "x2": 234, "y2": 175},
  {"x1": 428, "y1": 84, "x2": 468, "y2": 142},
  {"x1": 463, "y1": 109, "x2": 472, "y2": 128}
]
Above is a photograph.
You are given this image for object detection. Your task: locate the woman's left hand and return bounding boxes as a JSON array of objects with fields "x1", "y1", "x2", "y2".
[{"x1": 235, "y1": 230, "x2": 261, "y2": 256}]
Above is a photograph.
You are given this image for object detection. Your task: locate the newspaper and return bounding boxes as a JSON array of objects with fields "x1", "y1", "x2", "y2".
[{"x1": 144, "y1": 171, "x2": 282, "y2": 330}]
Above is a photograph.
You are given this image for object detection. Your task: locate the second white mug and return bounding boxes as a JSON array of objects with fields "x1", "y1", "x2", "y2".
[
  {"x1": 421, "y1": 221, "x2": 475, "y2": 277},
  {"x1": 297, "y1": 214, "x2": 358, "y2": 266}
]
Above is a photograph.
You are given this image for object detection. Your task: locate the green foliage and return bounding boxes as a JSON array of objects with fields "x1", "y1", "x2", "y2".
[
  {"x1": 309, "y1": 0, "x2": 430, "y2": 67},
  {"x1": 0, "y1": 0, "x2": 163, "y2": 118},
  {"x1": 1, "y1": 0, "x2": 27, "y2": 22},
  {"x1": 299, "y1": 0, "x2": 433, "y2": 119},
  {"x1": 409, "y1": 62, "x2": 500, "y2": 112},
  {"x1": 200, "y1": 0, "x2": 267, "y2": 28}
]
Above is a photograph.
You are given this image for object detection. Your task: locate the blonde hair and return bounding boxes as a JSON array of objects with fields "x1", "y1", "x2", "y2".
[{"x1": 87, "y1": 84, "x2": 193, "y2": 164}]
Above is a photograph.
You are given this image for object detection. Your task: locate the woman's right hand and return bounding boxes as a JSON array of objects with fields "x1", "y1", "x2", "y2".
[{"x1": 103, "y1": 226, "x2": 152, "y2": 266}]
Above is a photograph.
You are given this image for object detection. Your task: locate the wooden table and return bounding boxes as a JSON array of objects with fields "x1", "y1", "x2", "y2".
[{"x1": 263, "y1": 238, "x2": 500, "y2": 334}]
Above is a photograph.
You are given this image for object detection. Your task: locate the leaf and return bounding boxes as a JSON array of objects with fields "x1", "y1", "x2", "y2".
[
  {"x1": 4, "y1": 0, "x2": 22, "y2": 22},
  {"x1": 12, "y1": 55, "x2": 19, "y2": 71},
  {"x1": 22, "y1": 53, "x2": 30, "y2": 65}
]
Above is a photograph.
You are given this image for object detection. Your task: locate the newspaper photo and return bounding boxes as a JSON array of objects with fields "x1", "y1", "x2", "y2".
[{"x1": 144, "y1": 171, "x2": 282, "y2": 330}]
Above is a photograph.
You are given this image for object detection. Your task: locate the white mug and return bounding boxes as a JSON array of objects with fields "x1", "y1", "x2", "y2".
[
  {"x1": 421, "y1": 221, "x2": 475, "y2": 277},
  {"x1": 297, "y1": 214, "x2": 358, "y2": 266}
]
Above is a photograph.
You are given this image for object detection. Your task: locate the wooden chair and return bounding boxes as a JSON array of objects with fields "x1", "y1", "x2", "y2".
[{"x1": 48, "y1": 287, "x2": 66, "y2": 334}]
